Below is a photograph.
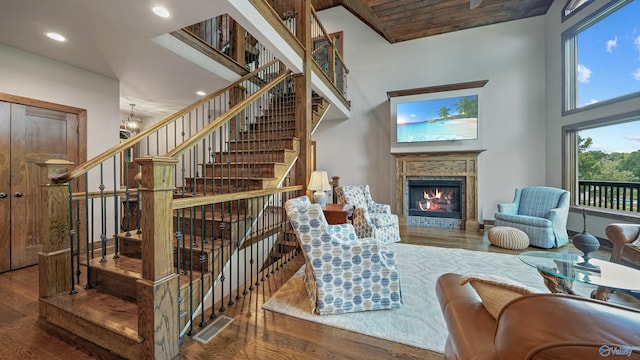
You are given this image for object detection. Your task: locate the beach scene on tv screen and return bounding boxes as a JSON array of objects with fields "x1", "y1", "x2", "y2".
[{"x1": 396, "y1": 95, "x2": 478, "y2": 143}]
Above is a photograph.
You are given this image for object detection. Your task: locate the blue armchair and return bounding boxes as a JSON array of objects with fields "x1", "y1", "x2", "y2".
[
  {"x1": 494, "y1": 186, "x2": 570, "y2": 248},
  {"x1": 335, "y1": 185, "x2": 401, "y2": 244},
  {"x1": 284, "y1": 196, "x2": 402, "y2": 315}
]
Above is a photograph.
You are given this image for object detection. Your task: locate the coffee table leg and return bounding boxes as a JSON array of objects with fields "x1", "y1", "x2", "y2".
[
  {"x1": 537, "y1": 269, "x2": 578, "y2": 296},
  {"x1": 590, "y1": 286, "x2": 611, "y2": 301}
]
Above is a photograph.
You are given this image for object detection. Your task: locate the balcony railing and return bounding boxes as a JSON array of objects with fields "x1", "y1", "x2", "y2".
[
  {"x1": 310, "y1": 8, "x2": 349, "y2": 98},
  {"x1": 265, "y1": 0, "x2": 349, "y2": 98},
  {"x1": 578, "y1": 180, "x2": 640, "y2": 213},
  {"x1": 183, "y1": 15, "x2": 275, "y2": 72}
]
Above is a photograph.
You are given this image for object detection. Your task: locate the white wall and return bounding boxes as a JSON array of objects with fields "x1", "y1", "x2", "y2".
[
  {"x1": 0, "y1": 43, "x2": 121, "y2": 240},
  {"x1": 0, "y1": 44, "x2": 120, "y2": 158},
  {"x1": 314, "y1": 8, "x2": 547, "y2": 223},
  {"x1": 544, "y1": 1, "x2": 640, "y2": 238}
]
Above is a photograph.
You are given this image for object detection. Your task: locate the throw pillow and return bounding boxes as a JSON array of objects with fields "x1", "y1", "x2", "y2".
[{"x1": 460, "y1": 274, "x2": 536, "y2": 319}]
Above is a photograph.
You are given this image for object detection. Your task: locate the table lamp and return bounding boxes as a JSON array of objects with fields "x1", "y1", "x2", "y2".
[{"x1": 308, "y1": 171, "x2": 331, "y2": 208}]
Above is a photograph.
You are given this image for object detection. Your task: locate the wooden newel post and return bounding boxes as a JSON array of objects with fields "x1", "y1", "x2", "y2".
[
  {"x1": 135, "y1": 156, "x2": 180, "y2": 360},
  {"x1": 294, "y1": 0, "x2": 312, "y2": 197},
  {"x1": 38, "y1": 159, "x2": 74, "y2": 299}
]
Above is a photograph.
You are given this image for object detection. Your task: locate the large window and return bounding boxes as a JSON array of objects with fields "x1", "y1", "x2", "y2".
[
  {"x1": 563, "y1": 0, "x2": 640, "y2": 113},
  {"x1": 577, "y1": 119, "x2": 640, "y2": 213}
]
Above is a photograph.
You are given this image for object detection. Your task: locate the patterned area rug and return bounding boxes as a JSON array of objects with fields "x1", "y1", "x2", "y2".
[{"x1": 262, "y1": 243, "x2": 600, "y2": 353}]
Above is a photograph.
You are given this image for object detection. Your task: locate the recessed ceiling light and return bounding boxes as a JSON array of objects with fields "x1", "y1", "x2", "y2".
[
  {"x1": 45, "y1": 32, "x2": 66, "y2": 42},
  {"x1": 152, "y1": 6, "x2": 171, "y2": 18},
  {"x1": 196, "y1": 90, "x2": 206, "y2": 96}
]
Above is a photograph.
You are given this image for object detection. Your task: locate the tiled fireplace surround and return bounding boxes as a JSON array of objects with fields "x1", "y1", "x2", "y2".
[{"x1": 395, "y1": 151, "x2": 482, "y2": 231}]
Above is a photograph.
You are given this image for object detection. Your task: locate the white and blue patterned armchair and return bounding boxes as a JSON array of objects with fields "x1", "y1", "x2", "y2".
[
  {"x1": 494, "y1": 186, "x2": 570, "y2": 248},
  {"x1": 284, "y1": 196, "x2": 402, "y2": 315},
  {"x1": 335, "y1": 185, "x2": 401, "y2": 244}
]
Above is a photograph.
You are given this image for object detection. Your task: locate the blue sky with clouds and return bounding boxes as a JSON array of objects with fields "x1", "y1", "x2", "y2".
[
  {"x1": 580, "y1": 121, "x2": 640, "y2": 153},
  {"x1": 576, "y1": 0, "x2": 640, "y2": 153}
]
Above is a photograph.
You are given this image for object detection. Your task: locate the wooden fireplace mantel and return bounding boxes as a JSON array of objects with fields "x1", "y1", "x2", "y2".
[{"x1": 395, "y1": 151, "x2": 484, "y2": 231}]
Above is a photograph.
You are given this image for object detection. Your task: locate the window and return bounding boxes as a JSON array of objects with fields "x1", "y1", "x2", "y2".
[
  {"x1": 563, "y1": 0, "x2": 593, "y2": 19},
  {"x1": 565, "y1": 117, "x2": 640, "y2": 214},
  {"x1": 563, "y1": 0, "x2": 640, "y2": 113}
]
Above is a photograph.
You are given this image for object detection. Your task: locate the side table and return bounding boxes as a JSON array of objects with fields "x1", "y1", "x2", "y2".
[{"x1": 323, "y1": 204, "x2": 353, "y2": 225}]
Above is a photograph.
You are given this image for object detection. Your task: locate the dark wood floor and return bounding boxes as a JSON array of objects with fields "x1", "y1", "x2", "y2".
[{"x1": 0, "y1": 226, "x2": 633, "y2": 360}]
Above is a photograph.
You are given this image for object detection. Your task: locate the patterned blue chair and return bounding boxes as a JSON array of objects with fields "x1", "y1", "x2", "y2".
[
  {"x1": 284, "y1": 196, "x2": 402, "y2": 315},
  {"x1": 335, "y1": 185, "x2": 401, "y2": 244},
  {"x1": 494, "y1": 186, "x2": 570, "y2": 248}
]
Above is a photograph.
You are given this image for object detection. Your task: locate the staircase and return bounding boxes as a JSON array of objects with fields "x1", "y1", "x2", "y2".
[{"x1": 37, "y1": 77, "x2": 331, "y2": 358}]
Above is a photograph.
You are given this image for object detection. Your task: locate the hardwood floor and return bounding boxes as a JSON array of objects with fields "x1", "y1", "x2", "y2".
[{"x1": 0, "y1": 226, "x2": 635, "y2": 360}]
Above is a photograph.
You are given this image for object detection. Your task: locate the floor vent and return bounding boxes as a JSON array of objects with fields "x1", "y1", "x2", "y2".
[{"x1": 192, "y1": 315, "x2": 234, "y2": 344}]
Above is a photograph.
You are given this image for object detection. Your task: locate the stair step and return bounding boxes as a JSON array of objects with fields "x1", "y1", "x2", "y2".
[
  {"x1": 40, "y1": 287, "x2": 142, "y2": 360},
  {"x1": 180, "y1": 177, "x2": 267, "y2": 194},
  {"x1": 201, "y1": 162, "x2": 287, "y2": 178},
  {"x1": 117, "y1": 230, "x2": 227, "y2": 271},
  {"x1": 174, "y1": 211, "x2": 250, "y2": 240},
  {"x1": 118, "y1": 232, "x2": 143, "y2": 258},
  {"x1": 228, "y1": 137, "x2": 298, "y2": 151},
  {"x1": 87, "y1": 255, "x2": 212, "y2": 301},
  {"x1": 213, "y1": 148, "x2": 294, "y2": 163},
  {"x1": 241, "y1": 128, "x2": 295, "y2": 139},
  {"x1": 89, "y1": 256, "x2": 143, "y2": 302},
  {"x1": 247, "y1": 118, "x2": 295, "y2": 130}
]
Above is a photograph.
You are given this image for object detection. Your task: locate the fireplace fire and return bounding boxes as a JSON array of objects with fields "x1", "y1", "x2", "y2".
[{"x1": 408, "y1": 179, "x2": 462, "y2": 219}]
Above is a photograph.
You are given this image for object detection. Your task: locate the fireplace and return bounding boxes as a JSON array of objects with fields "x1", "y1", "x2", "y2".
[
  {"x1": 408, "y1": 179, "x2": 462, "y2": 219},
  {"x1": 395, "y1": 151, "x2": 482, "y2": 231}
]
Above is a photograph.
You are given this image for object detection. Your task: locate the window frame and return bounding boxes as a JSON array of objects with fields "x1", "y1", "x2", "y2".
[
  {"x1": 562, "y1": 110, "x2": 640, "y2": 221},
  {"x1": 561, "y1": 0, "x2": 640, "y2": 115},
  {"x1": 562, "y1": 0, "x2": 594, "y2": 21}
]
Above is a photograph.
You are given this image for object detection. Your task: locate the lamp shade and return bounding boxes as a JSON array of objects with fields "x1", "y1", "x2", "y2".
[{"x1": 308, "y1": 171, "x2": 331, "y2": 191}]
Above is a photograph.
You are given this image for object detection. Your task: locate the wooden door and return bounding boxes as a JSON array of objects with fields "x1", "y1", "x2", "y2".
[
  {"x1": 0, "y1": 100, "x2": 81, "y2": 272},
  {"x1": 0, "y1": 102, "x2": 10, "y2": 272}
]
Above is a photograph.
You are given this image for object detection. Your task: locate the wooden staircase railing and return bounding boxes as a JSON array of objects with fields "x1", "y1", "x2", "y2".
[
  {"x1": 37, "y1": 60, "x2": 307, "y2": 359},
  {"x1": 36, "y1": 1, "x2": 342, "y2": 357}
]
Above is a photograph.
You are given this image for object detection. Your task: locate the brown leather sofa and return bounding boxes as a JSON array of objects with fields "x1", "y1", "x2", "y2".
[
  {"x1": 436, "y1": 273, "x2": 640, "y2": 360},
  {"x1": 606, "y1": 223, "x2": 640, "y2": 268}
]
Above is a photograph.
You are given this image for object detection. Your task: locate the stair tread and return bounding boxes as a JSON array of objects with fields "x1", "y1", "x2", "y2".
[
  {"x1": 214, "y1": 148, "x2": 295, "y2": 154},
  {"x1": 203, "y1": 161, "x2": 286, "y2": 166},
  {"x1": 88, "y1": 256, "x2": 207, "y2": 286},
  {"x1": 229, "y1": 136, "x2": 298, "y2": 142},
  {"x1": 181, "y1": 176, "x2": 275, "y2": 181},
  {"x1": 42, "y1": 287, "x2": 141, "y2": 343}
]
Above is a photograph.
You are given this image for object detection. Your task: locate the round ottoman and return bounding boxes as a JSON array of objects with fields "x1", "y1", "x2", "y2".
[{"x1": 488, "y1": 226, "x2": 529, "y2": 250}]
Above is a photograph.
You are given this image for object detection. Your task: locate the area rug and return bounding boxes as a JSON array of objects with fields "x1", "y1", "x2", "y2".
[{"x1": 262, "y1": 243, "x2": 597, "y2": 353}]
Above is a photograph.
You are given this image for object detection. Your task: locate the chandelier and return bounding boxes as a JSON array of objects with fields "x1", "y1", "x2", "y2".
[{"x1": 123, "y1": 103, "x2": 141, "y2": 134}]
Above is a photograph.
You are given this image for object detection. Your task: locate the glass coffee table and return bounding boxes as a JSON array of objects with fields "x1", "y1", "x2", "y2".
[{"x1": 519, "y1": 251, "x2": 640, "y2": 301}]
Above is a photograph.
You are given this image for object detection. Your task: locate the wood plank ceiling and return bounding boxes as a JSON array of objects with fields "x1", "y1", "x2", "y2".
[{"x1": 311, "y1": 0, "x2": 555, "y2": 43}]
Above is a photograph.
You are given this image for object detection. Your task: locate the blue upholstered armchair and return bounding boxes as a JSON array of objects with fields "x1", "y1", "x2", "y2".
[
  {"x1": 335, "y1": 185, "x2": 401, "y2": 244},
  {"x1": 284, "y1": 196, "x2": 402, "y2": 315},
  {"x1": 494, "y1": 186, "x2": 570, "y2": 248}
]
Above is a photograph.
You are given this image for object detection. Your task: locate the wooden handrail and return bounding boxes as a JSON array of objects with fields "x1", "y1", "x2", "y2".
[
  {"x1": 53, "y1": 59, "x2": 282, "y2": 184},
  {"x1": 165, "y1": 68, "x2": 292, "y2": 158},
  {"x1": 334, "y1": 47, "x2": 349, "y2": 74},
  {"x1": 312, "y1": 41, "x2": 331, "y2": 56},
  {"x1": 172, "y1": 185, "x2": 304, "y2": 210}
]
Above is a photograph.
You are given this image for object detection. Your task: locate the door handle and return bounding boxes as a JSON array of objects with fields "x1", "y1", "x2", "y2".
[
  {"x1": 0, "y1": 192, "x2": 6, "y2": 198},
  {"x1": 14, "y1": 192, "x2": 23, "y2": 198}
]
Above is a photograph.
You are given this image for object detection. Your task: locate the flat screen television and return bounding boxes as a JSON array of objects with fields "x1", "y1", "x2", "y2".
[{"x1": 396, "y1": 95, "x2": 478, "y2": 143}]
